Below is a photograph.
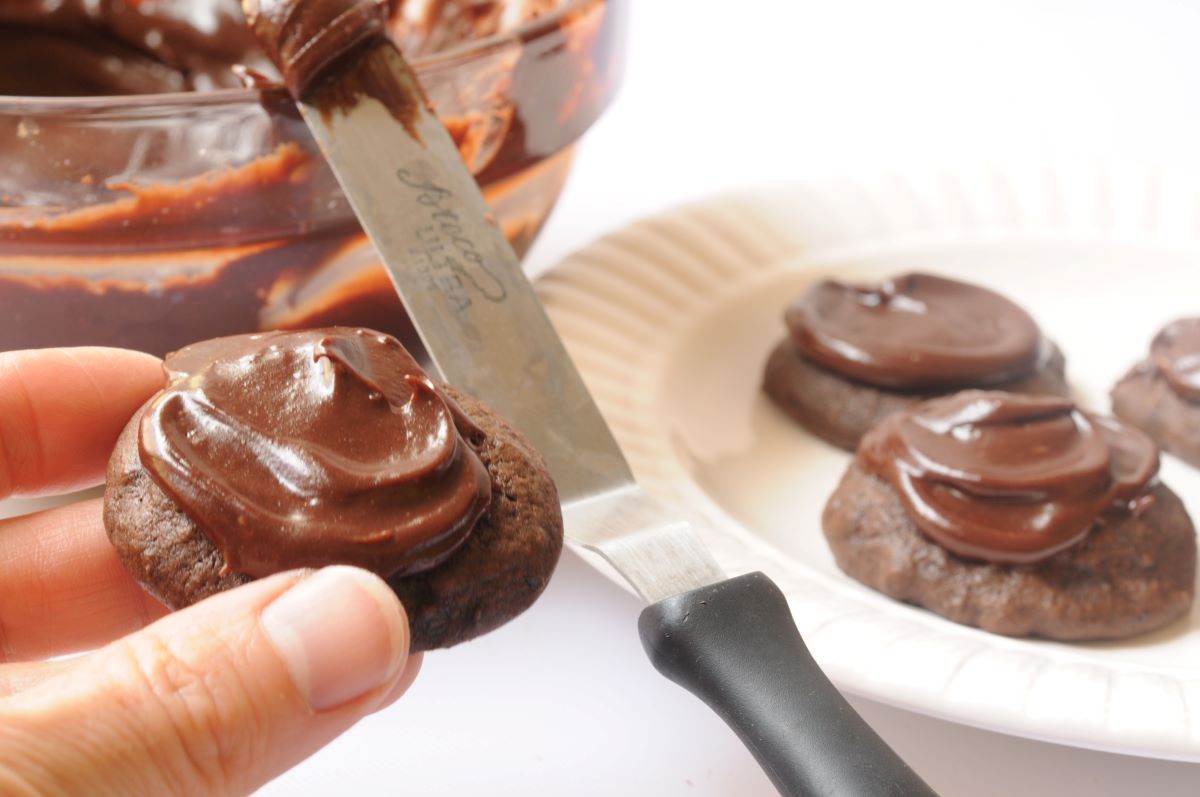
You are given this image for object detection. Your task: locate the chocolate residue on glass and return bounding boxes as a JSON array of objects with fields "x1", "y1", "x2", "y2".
[
  {"x1": 139, "y1": 327, "x2": 492, "y2": 578},
  {"x1": 0, "y1": 142, "x2": 323, "y2": 249},
  {"x1": 859, "y1": 391, "x2": 1159, "y2": 564},
  {"x1": 0, "y1": 0, "x2": 565, "y2": 97},
  {"x1": 786, "y1": 273, "x2": 1045, "y2": 390},
  {"x1": 1151, "y1": 318, "x2": 1200, "y2": 403},
  {"x1": 0, "y1": 0, "x2": 270, "y2": 95},
  {"x1": 0, "y1": 0, "x2": 624, "y2": 356}
]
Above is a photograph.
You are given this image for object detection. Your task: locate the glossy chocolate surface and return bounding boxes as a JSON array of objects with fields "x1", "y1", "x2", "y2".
[
  {"x1": 243, "y1": 0, "x2": 389, "y2": 95},
  {"x1": 859, "y1": 391, "x2": 1159, "y2": 563},
  {"x1": 1151, "y1": 318, "x2": 1200, "y2": 402},
  {"x1": 138, "y1": 327, "x2": 491, "y2": 578},
  {"x1": 0, "y1": 0, "x2": 621, "y2": 357},
  {"x1": 0, "y1": 0, "x2": 268, "y2": 95},
  {"x1": 786, "y1": 273, "x2": 1044, "y2": 390},
  {"x1": 0, "y1": 0, "x2": 569, "y2": 96}
]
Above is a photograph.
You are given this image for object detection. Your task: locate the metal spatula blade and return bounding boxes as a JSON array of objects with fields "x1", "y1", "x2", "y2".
[
  {"x1": 296, "y1": 42, "x2": 724, "y2": 604},
  {"x1": 246, "y1": 5, "x2": 938, "y2": 792}
]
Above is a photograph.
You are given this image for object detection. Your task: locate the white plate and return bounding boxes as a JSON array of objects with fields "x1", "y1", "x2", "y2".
[{"x1": 535, "y1": 165, "x2": 1200, "y2": 762}]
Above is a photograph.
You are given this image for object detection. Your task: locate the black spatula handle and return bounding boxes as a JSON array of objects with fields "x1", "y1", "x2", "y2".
[{"x1": 638, "y1": 572, "x2": 938, "y2": 797}]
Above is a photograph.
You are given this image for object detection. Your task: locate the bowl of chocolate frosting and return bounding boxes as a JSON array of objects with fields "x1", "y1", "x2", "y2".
[{"x1": 0, "y1": 0, "x2": 625, "y2": 356}]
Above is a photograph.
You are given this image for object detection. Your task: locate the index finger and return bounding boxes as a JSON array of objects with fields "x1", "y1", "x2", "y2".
[{"x1": 0, "y1": 348, "x2": 163, "y2": 500}]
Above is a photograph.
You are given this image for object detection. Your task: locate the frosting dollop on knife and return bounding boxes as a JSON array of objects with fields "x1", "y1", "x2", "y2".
[
  {"x1": 242, "y1": 0, "x2": 390, "y2": 95},
  {"x1": 138, "y1": 328, "x2": 492, "y2": 578}
]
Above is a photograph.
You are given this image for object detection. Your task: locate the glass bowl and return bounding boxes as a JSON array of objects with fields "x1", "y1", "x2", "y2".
[{"x1": 0, "y1": 0, "x2": 626, "y2": 356}]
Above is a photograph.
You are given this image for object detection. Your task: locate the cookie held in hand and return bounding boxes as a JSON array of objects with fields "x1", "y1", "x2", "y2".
[{"x1": 104, "y1": 328, "x2": 563, "y2": 652}]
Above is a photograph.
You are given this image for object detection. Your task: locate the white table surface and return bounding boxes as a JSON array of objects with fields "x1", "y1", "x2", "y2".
[{"x1": 274, "y1": 0, "x2": 1200, "y2": 792}]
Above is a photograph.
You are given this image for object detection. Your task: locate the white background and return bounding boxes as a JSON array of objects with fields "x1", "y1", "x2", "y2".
[{"x1": 261, "y1": 1, "x2": 1200, "y2": 794}]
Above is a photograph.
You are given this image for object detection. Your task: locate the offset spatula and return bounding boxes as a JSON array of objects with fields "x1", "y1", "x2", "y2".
[{"x1": 243, "y1": 2, "x2": 938, "y2": 794}]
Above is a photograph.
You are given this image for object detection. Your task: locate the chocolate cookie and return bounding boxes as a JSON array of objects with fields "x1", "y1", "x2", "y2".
[
  {"x1": 823, "y1": 465, "x2": 1195, "y2": 640},
  {"x1": 763, "y1": 338, "x2": 1068, "y2": 451},
  {"x1": 821, "y1": 391, "x2": 1195, "y2": 640},
  {"x1": 103, "y1": 329, "x2": 563, "y2": 652},
  {"x1": 763, "y1": 273, "x2": 1071, "y2": 451},
  {"x1": 1112, "y1": 318, "x2": 1200, "y2": 468}
]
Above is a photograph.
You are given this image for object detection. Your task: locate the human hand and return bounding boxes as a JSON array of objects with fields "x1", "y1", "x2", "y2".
[{"x1": 0, "y1": 347, "x2": 421, "y2": 796}]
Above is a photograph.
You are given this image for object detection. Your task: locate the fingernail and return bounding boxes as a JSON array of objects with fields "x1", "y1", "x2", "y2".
[{"x1": 262, "y1": 566, "x2": 408, "y2": 711}]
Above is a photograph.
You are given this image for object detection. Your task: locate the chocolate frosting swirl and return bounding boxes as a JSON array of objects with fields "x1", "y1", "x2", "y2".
[
  {"x1": 785, "y1": 273, "x2": 1044, "y2": 390},
  {"x1": 859, "y1": 391, "x2": 1158, "y2": 564},
  {"x1": 0, "y1": 0, "x2": 575, "y2": 97},
  {"x1": 138, "y1": 327, "x2": 491, "y2": 578},
  {"x1": 1151, "y1": 318, "x2": 1200, "y2": 402},
  {"x1": 0, "y1": 0, "x2": 265, "y2": 94},
  {"x1": 242, "y1": 0, "x2": 389, "y2": 95}
]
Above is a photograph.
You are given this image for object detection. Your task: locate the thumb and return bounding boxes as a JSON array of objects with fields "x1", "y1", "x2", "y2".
[{"x1": 0, "y1": 566, "x2": 420, "y2": 797}]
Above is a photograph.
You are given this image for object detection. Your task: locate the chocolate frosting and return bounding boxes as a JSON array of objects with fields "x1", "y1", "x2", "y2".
[
  {"x1": 138, "y1": 327, "x2": 492, "y2": 578},
  {"x1": 0, "y1": 0, "x2": 269, "y2": 94},
  {"x1": 0, "y1": 0, "x2": 617, "y2": 357},
  {"x1": 1151, "y1": 318, "x2": 1200, "y2": 402},
  {"x1": 242, "y1": 0, "x2": 389, "y2": 95},
  {"x1": 859, "y1": 391, "x2": 1158, "y2": 564},
  {"x1": 786, "y1": 273, "x2": 1045, "y2": 390},
  {"x1": 0, "y1": 0, "x2": 573, "y2": 97}
]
